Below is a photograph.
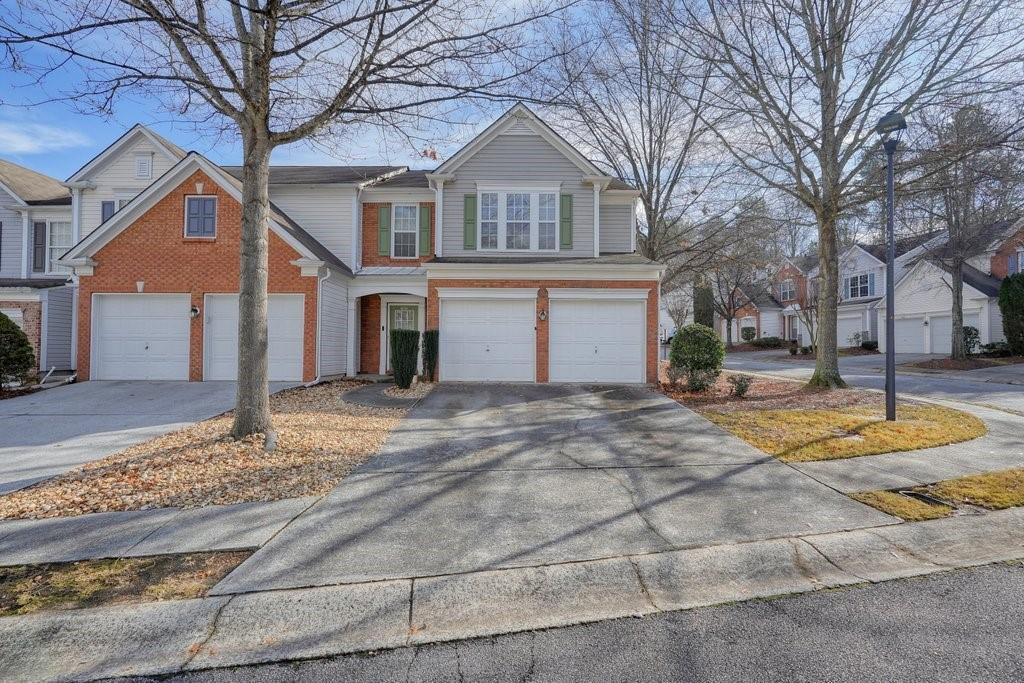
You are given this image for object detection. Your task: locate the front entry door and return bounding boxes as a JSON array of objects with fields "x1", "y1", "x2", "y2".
[{"x1": 386, "y1": 304, "x2": 419, "y2": 372}]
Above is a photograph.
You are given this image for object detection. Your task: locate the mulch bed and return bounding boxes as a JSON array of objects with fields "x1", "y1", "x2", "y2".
[
  {"x1": 773, "y1": 347, "x2": 881, "y2": 361},
  {"x1": 908, "y1": 356, "x2": 1024, "y2": 371},
  {"x1": 0, "y1": 381, "x2": 405, "y2": 520}
]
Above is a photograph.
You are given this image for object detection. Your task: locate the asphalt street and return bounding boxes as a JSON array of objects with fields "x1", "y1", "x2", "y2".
[{"x1": 123, "y1": 561, "x2": 1024, "y2": 683}]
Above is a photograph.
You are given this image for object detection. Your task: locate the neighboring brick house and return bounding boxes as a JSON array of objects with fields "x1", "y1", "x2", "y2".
[
  {"x1": 0, "y1": 158, "x2": 74, "y2": 374},
  {"x1": 61, "y1": 104, "x2": 663, "y2": 384}
]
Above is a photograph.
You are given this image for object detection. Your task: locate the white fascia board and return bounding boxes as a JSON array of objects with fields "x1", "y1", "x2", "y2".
[
  {"x1": 476, "y1": 182, "x2": 562, "y2": 192},
  {"x1": 547, "y1": 287, "x2": 650, "y2": 300},
  {"x1": 436, "y1": 287, "x2": 539, "y2": 300},
  {"x1": 0, "y1": 289, "x2": 43, "y2": 301},
  {"x1": 0, "y1": 180, "x2": 28, "y2": 207},
  {"x1": 425, "y1": 262, "x2": 664, "y2": 281},
  {"x1": 291, "y1": 258, "x2": 327, "y2": 277},
  {"x1": 601, "y1": 191, "x2": 640, "y2": 204},
  {"x1": 67, "y1": 125, "x2": 182, "y2": 182},
  {"x1": 350, "y1": 274, "x2": 427, "y2": 298}
]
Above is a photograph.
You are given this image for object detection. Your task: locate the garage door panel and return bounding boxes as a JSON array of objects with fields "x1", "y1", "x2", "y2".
[
  {"x1": 837, "y1": 316, "x2": 863, "y2": 347},
  {"x1": 93, "y1": 294, "x2": 190, "y2": 380},
  {"x1": 929, "y1": 313, "x2": 980, "y2": 355},
  {"x1": 205, "y1": 294, "x2": 304, "y2": 381},
  {"x1": 440, "y1": 299, "x2": 535, "y2": 382},
  {"x1": 549, "y1": 299, "x2": 645, "y2": 383}
]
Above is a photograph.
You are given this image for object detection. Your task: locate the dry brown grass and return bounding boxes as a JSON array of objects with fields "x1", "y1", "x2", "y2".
[
  {"x1": 923, "y1": 468, "x2": 1024, "y2": 510},
  {"x1": 0, "y1": 381, "x2": 404, "y2": 520},
  {"x1": 0, "y1": 552, "x2": 247, "y2": 616},
  {"x1": 849, "y1": 490, "x2": 953, "y2": 521}
]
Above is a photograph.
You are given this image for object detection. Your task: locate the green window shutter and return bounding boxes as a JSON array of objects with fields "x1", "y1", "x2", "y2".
[
  {"x1": 419, "y1": 205, "x2": 431, "y2": 256},
  {"x1": 463, "y1": 194, "x2": 477, "y2": 250},
  {"x1": 559, "y1": 194, "x2": 573, "y2": 249},
  {"x1": 377, "y1": 205, "x2": 391, "y2": 256}
]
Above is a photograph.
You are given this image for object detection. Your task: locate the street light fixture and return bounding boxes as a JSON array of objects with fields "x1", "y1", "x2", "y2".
[{"x1": 875, "y1": 109, "x2": 907, "y2": 422}]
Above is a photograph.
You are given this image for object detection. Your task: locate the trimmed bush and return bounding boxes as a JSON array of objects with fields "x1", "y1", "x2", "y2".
[
  {"x1": 861, "y1": 340, "x2": 879, "y2": 351},
  {"x1": 963, "y1": 325, "x2": 980, "y2": 355},
  {"x1": 390, "y1": 329, "x2": 420, "y2": 389},
  {"x1": 669, "y1": 323, "x2": 724, "y2": 392},
  {"x1": 422, "y1": 329, "x2": 439, "y2": 382},
  {"x1": 0, "y1": 311, "x2": 35, "y2": 393},
  {"x1": 999, "y1": 273, "x2": 1024, "y2": 356},
  {"x1": 799, "y1": 345, "x2": 811, "y2": 355},
  {"x1": 981, "y1": 341, "x2": 1011, "y2": 357},
  {"x1": 789, "y1": 346, "x2": 798, "y2": 356},
  {"x1": 740, "y1": 326, "x2": 756, "y2": 342},
  {"x1": 750, "y1": 336, "x2": 784, "y2": 349},
  {"x1": 727, "y1": 374, "x2": 753, "y2": 397}
]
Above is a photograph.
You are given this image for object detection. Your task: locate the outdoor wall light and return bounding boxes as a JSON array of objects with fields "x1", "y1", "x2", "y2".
[
  {"x1": 190, "y1": 305, "x2": 201, "y2": 319},
  {"x1": 538, "y1": 309, "x2": 547, "y2": 321},
  {"x1": 923, "y1": 319, "x2": 929, "y2": 326}
]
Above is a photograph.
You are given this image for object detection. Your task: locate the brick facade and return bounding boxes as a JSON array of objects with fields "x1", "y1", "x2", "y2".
[
  {"x1": 359, "y1": 294, "x2": 382, "y2": 374},
  {"x1": 774, "y1": 263, "x2": 807, "y2": 305},
  {"x1": 426, "y1": 279, "x2": 660, "y2": 383},
  {"x1": 991, "y1": 226, "x2": 1024, "y2": 279},
  {"x1": 361, "y1": 202, "x2": 436, "y2": 268},
  {"x1": 75, "y1": 169, "x2": 319, "y2": 381},
  {"x1": 0, "y1": 300, "x2": 42, "y2": 372},
  {"x1": 734, "y1": 302, "x2": 761, "y2": 338}
]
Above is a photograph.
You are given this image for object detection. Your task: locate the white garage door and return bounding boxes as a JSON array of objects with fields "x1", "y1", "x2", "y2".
[
  {"x1": 440, "y1": 298, "x2": 535, "y2": 382},
  {"x1": 204, "y1": 294, "x2": 304, "y2": 381},
  {"x1": 92, "y1": 294, "x2": 189, "y2": 380},
  {"x1": 929, "y1": 313, "x2": 980, "y2": 355},
  {"x1": 893, "y1": 316, "x2": 926, "y2": 353},
  {"x1": 549, "y1": 299, "x2": 645, "y2": 383},
  {"x1": 837, "y1": 315, "x2": 863, "y2": 348}
]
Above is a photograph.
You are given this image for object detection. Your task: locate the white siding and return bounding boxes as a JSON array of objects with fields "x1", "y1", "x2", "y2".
[
  {"x1": 441, "y1": 133, "x2": 595, "y2": 258},
  {"x1": 989, "y1": 300, "x2": 1005, "y2": 343},
  {"x1": 0, "y1": 189, "x2": 23, "y2": 277},
  {"x1": 43, "y1": 285, "x2": 74, "y2": 370},
  {"x1": 269, "y1": 185, "x2": 356, "y2": 269},
  {"x1": 599, "y1": 203, "x2": 633, "y2": 254},
  {"x1": 318, "y1": 275, "x2": 349, "y2": 376},
  {"x1": 839, "y1": 248, "x2": 884, "y2": 302},
  {"x1": 79, "y1": 135, "x2": 179, "y2": 237}
]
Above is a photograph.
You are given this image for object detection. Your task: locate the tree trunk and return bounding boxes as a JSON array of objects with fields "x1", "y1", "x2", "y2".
[
  {"x1": 950, "y1": 263, "x2": 966, "y2": 360},
  {"x1": 808, "y1": 209, "x2": 846, "y2": 388},
  {"x1": 724, "y1": 317, "x2": 734, "y2": 348},
  {"x1": 231, "y1": 132, "x2": 275, "y2": 444}
]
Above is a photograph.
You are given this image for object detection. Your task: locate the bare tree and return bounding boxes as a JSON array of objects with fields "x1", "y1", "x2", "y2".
[
  {"x1": 665, "y1": 293, "x2": 692, "y2": 330},
  {"x1": 671, "y1": 0, "x2": 1024, "y2": 387},
  {"x1": 1, "y1": 0, "x2": 573, "y2": 443},
  {"x1": 543, "y1": 0, "x2": 736, "y2": 290},
  {"x1": 901, "y1": 102, "x2": 1024, "y2": 358}
]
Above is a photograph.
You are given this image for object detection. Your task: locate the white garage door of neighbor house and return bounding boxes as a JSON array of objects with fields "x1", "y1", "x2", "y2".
[
  {"x1": 893, "y1": 316, "x2": 926, "y2": 353},
  {"x1": 92, "y1": 294, "x2": 190, "y2": 380},
  {"x1": 440, "y1": 298, "x2": 535, "y2": 381},
  {"x1": 929, "y1": 313, "x2": 980, "y2": 355},
  {"x1": 837, "y1": 315, "x2": 864, "y2": 348},
  {"x1": 549, "y1": 299, "x2": 645, "y2": 383},
  {"x1": 204, "y1": 294, "x2": 304, "y2": 381}
]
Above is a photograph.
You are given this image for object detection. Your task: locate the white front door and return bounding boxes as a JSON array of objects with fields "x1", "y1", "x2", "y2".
[
  {"x1": 92, "y1": 294, "x2": 190, "y2": 380},
  {"x1": 549, "y1": 299, "x2": 645, "y2": 383},
  {"x1": 439, "y1": 298, "x2": 535, "y2": 381},
  {"x1": 204, "y1": 294, "x2": 304, "y2": 381}
]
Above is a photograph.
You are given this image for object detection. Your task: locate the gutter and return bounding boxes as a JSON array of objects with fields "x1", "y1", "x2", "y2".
[{"x1": 303, "y1": 268, "x2": 331, "y2": 387}]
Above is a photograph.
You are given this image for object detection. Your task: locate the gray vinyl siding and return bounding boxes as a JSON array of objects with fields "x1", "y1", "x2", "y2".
[
  {"x1": 269, "y1": 185, "x2": 356, "y2": 269},
  {"x1": 43, "y1": 285, "x2": 74, "y2": 370},
  {"x1": 599, "y1": 203, "x2": 633, "y2": 253},
  {"x1": 0, "y1": 198, "x2": 22, "y2": 277},
  {"x1": 442, "y1": 134, "x2": 595, "y2": 258},
  {"x1": 318, "y1": 274, "x2": 349, "y2": 376}
]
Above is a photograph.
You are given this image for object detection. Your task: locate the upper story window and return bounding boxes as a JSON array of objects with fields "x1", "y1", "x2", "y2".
[
  {"x1": 135, "y1": 153, "x2": 152, "y2": 179},
  {"x1": 185, "y1": 196, "x2": 217, "y2": 237},
  {"x1": 47, "y1": 221, "x2": 73, "y2": 274},
  {"x1": 779, "y1": 279, "x2": 795, "y2": 301},
  {"x1": 844, "y1": 273, "x2": 875, "y2": 299},
  {"x1": 478, "y1": 188, "x2": 559, "y2": 252},
  {"x1": 392, "y1": 204, "x2": 419, "y2": 258}
]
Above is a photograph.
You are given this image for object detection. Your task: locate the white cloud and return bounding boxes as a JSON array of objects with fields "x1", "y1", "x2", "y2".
[{"x1": 0, "y1": 121, "x2": 90, "y2": 155}]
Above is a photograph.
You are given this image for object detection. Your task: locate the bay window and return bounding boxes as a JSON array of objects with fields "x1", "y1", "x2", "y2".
[
  {"x1": 477, "y1": 188, "x2": 560, "y2": 251},
  {"x1": 392, "y1": 204, "x2": 419, "y2": 258}
]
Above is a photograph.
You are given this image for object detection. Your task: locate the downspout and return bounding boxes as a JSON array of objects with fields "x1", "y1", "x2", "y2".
[{"x1": 303, "y1": 268, "x2": 331, "y2": 387}]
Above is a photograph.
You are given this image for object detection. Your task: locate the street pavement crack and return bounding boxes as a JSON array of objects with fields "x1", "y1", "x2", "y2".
[
  {"x1": 182, "y1": 594, "x2": 235, "y2": 669},
  {"x1": 801, "y1": 536, "x2": 870, "y2": 583},
  {"x1": 630, "y1": 556, "x2": 661, "y2": 612}
]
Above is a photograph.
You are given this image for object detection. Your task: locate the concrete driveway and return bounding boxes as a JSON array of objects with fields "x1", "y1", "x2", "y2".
[
  {"x1": 0, "y1": 381, "x2": 293, "y2": 494},
  {"x1": 214, "y1": 384, "x2": 893, "y2": 594}
]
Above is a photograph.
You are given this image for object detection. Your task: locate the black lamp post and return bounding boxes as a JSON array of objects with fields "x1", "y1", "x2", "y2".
[{"x1": 875, "y1": 109, "x2": 907, "y2": 422}]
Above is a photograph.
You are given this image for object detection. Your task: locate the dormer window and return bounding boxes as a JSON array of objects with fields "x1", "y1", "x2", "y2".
[
  {"x1": 779, "y1": 279, "x2": 795, "y2": 301},
  {"x1": 135, "y1": 153, "x2": 152, "y2": 180}
]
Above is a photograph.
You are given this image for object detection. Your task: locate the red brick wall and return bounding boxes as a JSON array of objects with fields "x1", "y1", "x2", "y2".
[
  {"x1": 774, "y1": 263, "x2": 807, "y2": 304},
  {"x1": 361, "y1": 202, "x2": 435, "y2": 267},
  {"x1": 359, "y1": 294, "x2": 381, "y2": 373},
  {"x1": 76, "y1": 169, "x2": 319, "y2": 381},
  {"x1": 991, "y1": 226, "x2": 1024, "y2": 279},
  {"x1": 734, "y1": 302, "x2": 760, "y2": 338},
  {"x1": 426, "y1": 279, "x2": 660, "y2": 383},
  {"x1": 0, "y1": 300, "x2": 42, "y2": 372}
]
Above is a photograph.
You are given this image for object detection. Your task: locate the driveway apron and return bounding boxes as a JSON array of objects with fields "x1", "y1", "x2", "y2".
[{"x1": 213, "y1": 384, "x2": 893, "y2": 594}]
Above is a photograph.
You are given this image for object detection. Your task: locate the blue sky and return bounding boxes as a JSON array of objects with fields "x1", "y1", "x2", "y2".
[{"x1": 0, "y1": 66, "x2": 476, "y2": 180}]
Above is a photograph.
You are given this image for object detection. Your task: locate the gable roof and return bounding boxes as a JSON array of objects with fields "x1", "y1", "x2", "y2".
[
  {"x1": 858, "y1": 230, "x2": 946, "y2": 262},
  {"x1": 61, "y1": 152, "x2": 351, "y2": 275},
  {"x1": 783, "y1": 254, "x2": 818, "y2": 274},
  {"x1": 926, "y1": 259, "x2": 1002, "y2": 298},
  {"x1": 66, "y1": 124, "x2": 187, "y2": 183},
  {"x1": 433, "y1": 103, "x2": 609, "y2": 180},
  {"x1": 0, "y1": 158, "x2": 71, "y2": 205},
  {"x1": 370, "y1": 169, "x2": 432, "y2": 188},
  {"x1": 222, "y1": 165, "x2": 405, "y2": 185}
]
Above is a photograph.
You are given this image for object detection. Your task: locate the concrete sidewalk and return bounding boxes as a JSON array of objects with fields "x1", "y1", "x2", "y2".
[
  {"x1": 4, "y1": 506, "x2": 1024, "y2": 683},
  {"x1": 0, "y1": 497, "x2": 316, "y2": 566}
]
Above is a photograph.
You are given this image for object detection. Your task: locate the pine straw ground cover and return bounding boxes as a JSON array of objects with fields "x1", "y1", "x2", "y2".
[
  {"x1": 661, "y1": 366, "x2": 986, "y2": 462},
  {"x1": 0, "y1": 381, "x2": 405, "y2": 520}
]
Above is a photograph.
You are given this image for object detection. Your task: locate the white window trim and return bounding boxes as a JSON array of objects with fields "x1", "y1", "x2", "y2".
[
  {"x1": 390, "y1": 203, "x2": 420, "y2": 260},
  {"x1": 843, "y1": 272, "x2": 873, "y2": 299},
  {"x1": 779, "y1": 279, "x2": 796, "y2": 301},
  {"x1": 476, "y1": 188, "x2": 560, "y2": 253},
  {"x1": 45, "y1": 220, "x2": 73, "y2": 275},
  {"x1": 183, "y1": 195, "x2": 218, "y2": 238}
]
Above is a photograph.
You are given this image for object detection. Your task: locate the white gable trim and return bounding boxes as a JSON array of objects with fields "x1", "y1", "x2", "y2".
[
  {"x1": 434, "y1": 104, "x2": 605, "y2": 178},
  {"x1": 66, "y1": 125, "x2": 183, "y2": 183},
  {"x1": 845, "y1": 244, "x2": 884, "y2": 267},
  {"x1": 59, "y1": 153, "x2": 318, "y2": 266},
  {"x1": 878, "y1": 259, "x2": 989, "y2": 308},
  {"x1": 0, "y1": 180, "x2": 29, "y2": 207}
]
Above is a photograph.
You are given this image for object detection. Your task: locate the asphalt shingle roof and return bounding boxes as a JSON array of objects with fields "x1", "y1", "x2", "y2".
[
  {"x1": 0, "y1": 158, "x2": 70, "y2": 204},
  {"x1": 222, "y1": 165, "x2": 404, "y2": 185}
]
